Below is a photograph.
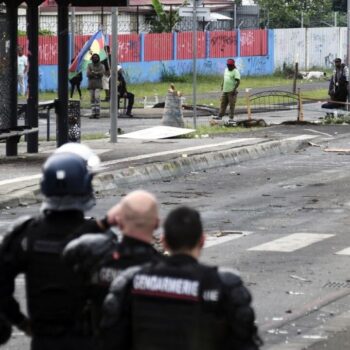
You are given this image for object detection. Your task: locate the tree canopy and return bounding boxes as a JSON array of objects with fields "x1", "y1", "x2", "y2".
[
  {"x1": 146, "y1": 0, "x2": 181, "y2": 33},
  {"x1": 257, "y1": 0, "x2": 346, "y2": 28}
]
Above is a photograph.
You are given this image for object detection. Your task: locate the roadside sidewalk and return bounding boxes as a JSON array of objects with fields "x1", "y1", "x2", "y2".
[{"x1": 0, "y1": 132, "x2": 317, "y2": 209}]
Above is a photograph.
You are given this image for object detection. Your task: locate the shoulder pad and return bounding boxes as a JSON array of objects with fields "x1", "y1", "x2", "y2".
[
  {"x1": 218, "y1": 267, "x2": 242, "y2": 287},
  {"x1": 63, "y1": 233, "x2": 117, "y2": 271},
  {"x1": 5, "y1": 216, "x2": 33, "y2": 236},
  {"x1": 0, "y1": 216, "x2": 33, "y2": 252},
  {"x1": 110, "y1": 265, "x2": 142, "y2": 293}
]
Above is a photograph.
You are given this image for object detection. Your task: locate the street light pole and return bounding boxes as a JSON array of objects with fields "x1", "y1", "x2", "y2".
[
  {"x1": 348, "y1": 0, "x2": 350, "y2": 65},
  {"x1": 192, "y1": 0, "x2": 198, "y2": 129},
  {"x1": 70, "y1": 6, "x2": 75, "y2": 59},
  {"x1": 110, "y1": 7, "x2": 118, "y2": 143}
]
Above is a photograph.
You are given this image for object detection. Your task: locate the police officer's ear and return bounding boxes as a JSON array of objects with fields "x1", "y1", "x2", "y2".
[
  {"x1": 154, "y1": 217, "x2": 160, "y2": 230},
  {"x1": 199, "y1": 233, "x2": 205, "y2": 249},
  {"x1": 160, "y1": 234, "x2": 169, "y2": 252}
]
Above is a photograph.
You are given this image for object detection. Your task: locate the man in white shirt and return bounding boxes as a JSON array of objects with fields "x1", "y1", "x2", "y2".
[{"x1": 17, "y1": 46, "x2": 28, "y2": 96}]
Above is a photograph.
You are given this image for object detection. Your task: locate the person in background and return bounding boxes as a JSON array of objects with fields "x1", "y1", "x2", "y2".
[
  {"x1": 101, "y1": 46, "x2": 111, "y2": 102},
  {"x1": 214, "y1": 58, "x2": 241, "y2": 121},
  {"x1": 322, "y1": 57, "x2": 349, "y2": 109},
  {"x1": 17, "y1": 46, "x2": 28, "y2": 96},
  {"x1": 87, "y1": 53, "x2": 105, "y2": 119},
  {"x1": 69, "y1": 58, "x2": 83, "y2": 99},
  {"x1": 101, "y1": 206, "x2": 262, "y2": 350},
  {"x1": 118, "y1": 65, "x2": 134, "y2": 117}
]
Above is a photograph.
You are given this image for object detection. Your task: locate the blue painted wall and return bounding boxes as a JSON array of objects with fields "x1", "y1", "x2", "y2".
[{"x1": 38, "y1": 29, "x2": 274, "y2": 91}]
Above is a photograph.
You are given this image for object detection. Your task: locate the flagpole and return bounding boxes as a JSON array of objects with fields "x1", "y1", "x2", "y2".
[{"x1": 110, "y1": 7, "x2": 118, "y2": 143}]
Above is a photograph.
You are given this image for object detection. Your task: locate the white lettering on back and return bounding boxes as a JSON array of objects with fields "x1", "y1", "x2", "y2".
[{"x1": 133, "y1": 274, "x2": 199, "y2": 298}]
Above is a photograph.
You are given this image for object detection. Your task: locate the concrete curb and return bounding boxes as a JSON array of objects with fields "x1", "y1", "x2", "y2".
[
  {"x1": 94, "y1": 137, "x2": 308, "y2": 191},
  {"x1": 0, "y1": 136, "x2": 312, "y2": 210}
]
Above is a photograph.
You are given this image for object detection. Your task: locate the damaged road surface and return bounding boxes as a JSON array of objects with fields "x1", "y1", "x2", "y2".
[{"x1": 4, "y1": 128, "x2": 350, "y2": 349}]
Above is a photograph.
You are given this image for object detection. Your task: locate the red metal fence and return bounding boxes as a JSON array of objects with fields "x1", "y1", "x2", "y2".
[
  {"x1": 209, "y1": 31, "x2": 237, "y2": 58},
  {"x1": 240, "y1": 29, "x2": 268, "y2": 56},
  {"x1": 144, "y1": 33, "x2": 173, "y2": 61},
  {"x1": 18, "y1": 29, "x2": 267, "y2": 65},
  {"x1": 176, "y1": 32, "x2": 206, "y2": 59},
  {"x1": 18, "y1": 36, "x2": 58, "y2": 65}
]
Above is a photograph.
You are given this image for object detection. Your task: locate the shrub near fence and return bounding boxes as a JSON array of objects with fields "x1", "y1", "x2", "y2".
[{"x1": 17, "y1": 29, "x2": 268, "y2": 65}]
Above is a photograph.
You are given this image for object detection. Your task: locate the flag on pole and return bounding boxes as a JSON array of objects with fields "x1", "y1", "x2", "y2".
[{"x1": 69, "y1": 30, "x2": 107, "y2": 79}]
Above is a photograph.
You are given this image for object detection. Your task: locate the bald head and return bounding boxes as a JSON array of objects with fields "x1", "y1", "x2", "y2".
[{"x1": 107, "y1": 190, "x2": 159, "y2": 243}]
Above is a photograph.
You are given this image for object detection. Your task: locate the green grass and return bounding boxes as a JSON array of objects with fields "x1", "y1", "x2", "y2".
[
  {"x1": 21, "y1": 75, "x2": 329, "y2": 139},
  {"x1": 26, "y1": 74, "x2": 321, "y2": 107},
  {"x1": 300, "y1": 88, "x2": 328, "y2": 101},
  {"x1": 185, "y1": 124, "x2": 253, "y2": 137}
]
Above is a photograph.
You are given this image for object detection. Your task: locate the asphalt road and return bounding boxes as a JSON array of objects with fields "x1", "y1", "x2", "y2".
[{"x1": 2, "y1": 125, "x2": 350, "y2": 349}]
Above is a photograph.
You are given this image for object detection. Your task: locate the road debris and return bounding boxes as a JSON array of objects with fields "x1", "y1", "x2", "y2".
[
  {"x1": 324, "y1": 148, "x2": 350, "y2": 153},
  {"x1": 286, "y1": 291, "x2": 305, "y2": 295},
  {"x1": 302, "y1": 335, "x2": 328, "y2": 340},
  {"x1": 308, "y1": 141, "x2": 322, "y2": 147},
  {"x1": 290, "y1": 274, "x2": 312, "y2": 282}
]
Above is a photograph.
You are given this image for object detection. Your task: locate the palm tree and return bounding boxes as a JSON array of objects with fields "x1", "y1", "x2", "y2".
[{"x1": 146, "y1": 0, "x2": 181, "y2": 33}]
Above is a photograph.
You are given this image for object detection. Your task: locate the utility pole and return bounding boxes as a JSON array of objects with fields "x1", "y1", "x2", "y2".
[
  {"x1": 233, "y1": 3, "x2": 237, "y2": 30},
  {"x1": 70, "y1": 6, "x2": 75, "y2": 59},
  {"x1": 348, "y1": 0, "x2": 350, "y2": 65},
  {"x1": 192, "y1": 0, "x2": 198, "y2": 129},
  {"x1": 301, "y1": 11, "x2": 304, "y2": 28},
  {"x1": 110, "y1": 7, "x2": 118, "y2": 143},
  {"x1": 334, "y1": 11, "x2": 338, "y2": 27}
]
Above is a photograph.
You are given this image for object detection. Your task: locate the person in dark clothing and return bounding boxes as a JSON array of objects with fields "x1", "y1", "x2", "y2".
[
  {"x1": 101, "y1": 206, "x2": 262, "y2": 350},
  {"x1": 87, "y1": 53, "x2": 105, "y2": 119},
  {"x1": 63, "y1": 190, "x2": 161, "y2": 348},
  {"x1": 0, "y1": 144, "x2": 109, "y2": 350},
  {"x1": 322, "y1": 58, "x2": 349, "y2": 109},
  {"x1": 118, "y1": 66, "x2": 134, "y2": 117},
  {"x1": 101, "y1": 46, "x2": 111, "y2": 102},
  {"x1": 69, "y1": 71, "x2": 83, "y2": 99}
]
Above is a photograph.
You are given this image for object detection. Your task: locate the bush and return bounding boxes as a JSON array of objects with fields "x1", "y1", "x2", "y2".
[{"x1": 160, "y1": 65, "x2": 187, "y2": 83}]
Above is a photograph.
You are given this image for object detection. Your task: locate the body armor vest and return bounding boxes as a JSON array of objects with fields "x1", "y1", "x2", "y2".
[
  {"x1": 22, "y1": 213, "x2": 100, "y2": 336},
  {"x1": 131, "y1": 257, "x2": 229, "y2": 350}
]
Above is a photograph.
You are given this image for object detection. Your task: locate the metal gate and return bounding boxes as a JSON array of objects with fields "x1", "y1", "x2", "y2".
[{"x1": 0, "y1": 8, "x2": 11, "y2": 131}]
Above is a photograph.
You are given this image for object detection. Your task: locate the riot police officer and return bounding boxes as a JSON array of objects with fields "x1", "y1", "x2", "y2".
[
  {"x1": 0, "y1": 145, "x2": 106, "y2": 350},
  {"x1": 63, "y1": 190, "x2": 161, "y2": 347},
  {"x1": 101, "y1": 206, "x2": 262, "y2": 350}
]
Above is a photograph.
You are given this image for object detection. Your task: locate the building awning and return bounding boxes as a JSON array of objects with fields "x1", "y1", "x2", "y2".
[{"x1": 209, "y1": 12, "x2": 233, "y2": 21}]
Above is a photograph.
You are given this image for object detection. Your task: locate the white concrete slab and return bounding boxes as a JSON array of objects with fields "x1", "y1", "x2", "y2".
[
  {"x1": 248, "y1": 233, "x2": 335, "y2": 252},
  {"x1": 118, "y1": 126, "x2": 195, "y2": 140},
  {"x1": 335, "y1": 247, "x2": 350, "y2": 255},
  {"x1": 204, "y1": 231, "x2": 252, "y2": 248}
]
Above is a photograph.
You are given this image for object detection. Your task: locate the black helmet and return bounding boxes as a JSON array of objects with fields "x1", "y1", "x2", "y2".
[{"x1": 40, "y1": 152, "x2": 95, "y2": 212}]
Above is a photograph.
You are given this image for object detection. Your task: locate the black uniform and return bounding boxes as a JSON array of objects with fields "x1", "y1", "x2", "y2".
[
  {"x1": 0, "y1": 211, "x2": 104, "y2": 350},
  {"x1": 63, "y1": 233, "x2": 160, "y2": 347},
  {"x1": 118, "y1": 70, "x2": 134, "y2": 116},
  {"x1": 102, "y1": 254, "x2": 261, "y2": 350}
]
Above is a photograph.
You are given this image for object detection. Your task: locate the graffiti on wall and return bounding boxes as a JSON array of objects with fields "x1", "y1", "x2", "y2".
[{"x1": 209, "y1": 31, "x2": 237, "y2": 57}]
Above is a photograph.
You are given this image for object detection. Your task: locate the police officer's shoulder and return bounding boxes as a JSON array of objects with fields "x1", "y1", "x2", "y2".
[
  {"x1": 7, "y1": 215, "x2": 34, "y2": 234},
  {"x1": 64, "y1": 231, "x2": 115, "y2": 254},
  {"x1": 62, "y1": 231, "x2": 117, "y2": 267},
  {"x1": 110, "y1": 265, "x2": 143, "y2": 293},
  {"x1": 218, "y1": 266, "x2": 242, "y2": 288},
  {"x1": 1, "y1": 215, "x2": 34, "y2": 250}
]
